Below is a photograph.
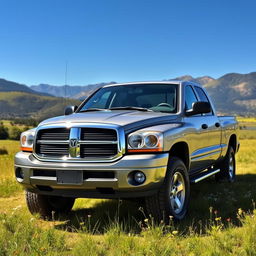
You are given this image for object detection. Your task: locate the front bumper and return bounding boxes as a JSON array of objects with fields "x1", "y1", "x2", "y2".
[{"x1": 14, "y1": 152, "x2": 169, "y2": 199}]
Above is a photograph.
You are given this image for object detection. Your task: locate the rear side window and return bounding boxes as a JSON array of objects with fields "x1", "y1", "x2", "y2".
[
  {"x1": 194, "y1": 87, "x2": 210, "y2": 103},
  {"x1": 185, "y1": 86, "x2": 198, "y2": 110}
]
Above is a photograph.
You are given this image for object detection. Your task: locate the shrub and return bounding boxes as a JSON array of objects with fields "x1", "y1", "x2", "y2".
[
  {"x1": 0, "y1": 125, "x2": 8, "y2": 139},
  {"x1": 12, "y1": 118, "x2": 38, "y2": 127},
  {"x1": 0, "y1": 147, "x2": 8, "y2": 155},
  {"x1": 8, "y1": 126, "x2": 22, "y2": 140}
]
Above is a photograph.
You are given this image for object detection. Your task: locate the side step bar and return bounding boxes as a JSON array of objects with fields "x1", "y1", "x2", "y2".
[{"x1": 190, "y1": 168, "x2": 220, "y2": 183}]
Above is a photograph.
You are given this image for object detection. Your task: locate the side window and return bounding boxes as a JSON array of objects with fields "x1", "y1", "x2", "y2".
[
  {"x1": 194, "y1": 87, "x2": 209, "y2": 103},
  {"x1": 194, "y1": 87, "x2": 213, "y2": 115},
  {"x1": 185, "y1": 86, "x2": 198, "y2": 110}
]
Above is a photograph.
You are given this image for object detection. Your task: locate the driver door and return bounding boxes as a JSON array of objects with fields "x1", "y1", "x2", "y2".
[{"x1": 182, "y1": 85, "x2": 213, "y2": 172}]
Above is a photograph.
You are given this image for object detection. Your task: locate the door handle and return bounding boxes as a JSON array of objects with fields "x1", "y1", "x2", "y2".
[
  {"x1": 215, "y1": 122, "x2": 221, "y2": 128},
  {"x1": 201, "y1": 124, "x2": 208, "y2": 129}
]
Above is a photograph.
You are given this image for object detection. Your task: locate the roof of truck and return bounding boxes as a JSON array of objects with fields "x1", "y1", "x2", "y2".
[{"x1": 103, "y1": 80, "x2": 202, "y2": 88}]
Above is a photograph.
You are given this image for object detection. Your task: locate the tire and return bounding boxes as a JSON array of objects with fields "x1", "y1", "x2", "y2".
[
  {"x1": 215, "y1": 147, "x2": 236, "y2": 182},
  {"x1": 145, "y1": 157, "x2": 190, "y2": 223},
  {"x1": 25, "y1": 191, "x2": 75, "y2": 219}
]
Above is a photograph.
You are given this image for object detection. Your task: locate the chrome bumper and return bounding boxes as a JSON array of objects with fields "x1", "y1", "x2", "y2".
[{"x1": 14, "y1": 152, "x2": 169, "y2": 198}]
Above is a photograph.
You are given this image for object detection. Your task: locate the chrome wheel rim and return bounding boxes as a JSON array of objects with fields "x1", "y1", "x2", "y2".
[
  {"x1": 169, "y1": 171, "x2": 186, "y2": 214},
  {"x1": 229, "y1": 155, "x2": 234, "y2": 180}
]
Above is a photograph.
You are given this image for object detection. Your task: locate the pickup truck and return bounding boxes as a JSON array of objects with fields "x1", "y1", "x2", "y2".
[{"x1": 15, "y1": 81, "x2": 239, "y2": 222}]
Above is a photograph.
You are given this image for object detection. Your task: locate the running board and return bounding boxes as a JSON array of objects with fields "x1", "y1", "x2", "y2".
[{"x1": 190, "y1": 169, "x2": 220, "y2": 183}]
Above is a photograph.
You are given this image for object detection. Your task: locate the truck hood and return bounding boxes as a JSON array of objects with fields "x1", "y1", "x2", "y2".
[{"x1": 39, "y1": 110, "x2": 179, "y2": 133}]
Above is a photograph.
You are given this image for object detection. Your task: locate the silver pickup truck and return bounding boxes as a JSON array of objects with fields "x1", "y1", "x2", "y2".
[{"x1": 15, "y1": 81, "x2": 239, "y2": 222}]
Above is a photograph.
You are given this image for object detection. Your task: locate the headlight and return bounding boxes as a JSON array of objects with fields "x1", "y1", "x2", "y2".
[
  {"x1": 128, "y1": 131, "x2": 163, "y2": 152},
  {"x1": 20, "y1": 129, "x2": 36, "y2": 152},
  {"x1": 145, "y1": 134, "x2": 159, "y2": 148},
  {"x1": 128, "y1": 134, "x2": 144, "y2": 149}
]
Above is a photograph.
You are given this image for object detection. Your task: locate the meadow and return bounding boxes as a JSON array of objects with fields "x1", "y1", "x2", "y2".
[{"x1": 0, "y1": 120, "x2": 256, "y2": 255}]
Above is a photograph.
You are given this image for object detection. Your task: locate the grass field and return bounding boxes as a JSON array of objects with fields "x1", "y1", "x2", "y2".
[
  {"x1": 0, "y1": 121, "x2": 256, "y2": 255},
  {"x1": 237, "y1": 117, "x2": 256, "y2": 123}
]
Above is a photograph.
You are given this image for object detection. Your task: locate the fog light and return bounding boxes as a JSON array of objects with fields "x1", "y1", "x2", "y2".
[
  {"x1": 15, "y1": 167, "x2": 24, "y2": 181},
  {"x1": 134, "y1": 171, "x2": 146, "y2": 184},
  {"x1": 19, "y1": 169, "x2": 24, "y2": 179}
]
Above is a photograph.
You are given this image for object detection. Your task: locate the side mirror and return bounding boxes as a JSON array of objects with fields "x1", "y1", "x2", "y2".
[
  {"x1": 64, "y1": 105, "x2": 78, "y2": 115},
  {"x1": 185, "y1": 101, "x2": 211, "y2": 116}
]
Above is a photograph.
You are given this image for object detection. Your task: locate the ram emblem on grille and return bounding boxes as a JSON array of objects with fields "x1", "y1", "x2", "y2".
[
  {"x1": 69, "y1": 128, "x2": 81, "y2": 158},
  {"x1": 69, "y1": 138, "x2": 78, "y2": 148}
]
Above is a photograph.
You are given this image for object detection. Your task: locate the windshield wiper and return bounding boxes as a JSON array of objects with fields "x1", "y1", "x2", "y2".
[
  {"x1": 80, "y1": 106, "x2": 152, "y2": 112},
  {"x1": 79, "y1": 108, "x2": 108, "y2": 112},
  {"x1": 108, "y1": 106, "x2": 152, "y2": 112}
]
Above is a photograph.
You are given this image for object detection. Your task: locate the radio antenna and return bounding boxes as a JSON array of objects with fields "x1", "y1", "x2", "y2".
[{"x1": 65, "y1": 61, "x2": 68, "y2": 100}]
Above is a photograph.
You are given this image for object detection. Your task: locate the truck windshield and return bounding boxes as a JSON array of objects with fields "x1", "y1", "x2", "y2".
[{"x1": 79, "y1": 83, "x2": 178, "y2": 113}]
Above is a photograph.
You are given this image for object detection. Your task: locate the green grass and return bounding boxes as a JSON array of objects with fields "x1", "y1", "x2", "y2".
[
  {"x1": 0, "y1": 140, "x2": 22, "y2": 197},
  {"x1": 0, "y1": 211, "x2": 67, "y2": 256},
  {"x1": 1, "y1": 204, "x2": 256, "y2": 255},
  {"x1": 72, "y1": 211, "x2": 256, "y2": 255},
  {"x1": 237, "y1": 116, "x2": 256, "y2": 123},
  {"x1": 238, "y1": 117, "x2": 256, "y2": 139},
  {"x1": 1, "y1": 131, "x2": 256, "y2": 255},
  {"x1": 239, "y1": 129, "x2": 256, "y2": 140}
]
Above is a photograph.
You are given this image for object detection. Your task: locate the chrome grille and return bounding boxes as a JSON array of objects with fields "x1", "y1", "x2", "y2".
[
  {"x1": 35, "y1": 126, "x2": 120, "y2": 161},
  {"x1": 38, "y1": 144, "x2": 69, "y2": 156},
  {"x1": 81, "y1": 128, "x2": 117, "y2": 141},
  {"x1": 37, "y1": 128, "x2": 69, "y2": 140},
  {"x1": 80, "y1": 144, "x2": 118, "y2": 158}
]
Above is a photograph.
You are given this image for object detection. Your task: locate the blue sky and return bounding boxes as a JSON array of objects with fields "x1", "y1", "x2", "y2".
[{"x1": 0, "y1": 0, "x2": 256, "y2": 86}]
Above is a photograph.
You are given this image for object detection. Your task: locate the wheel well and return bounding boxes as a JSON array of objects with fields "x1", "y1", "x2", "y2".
[
  {"x1": 229, "y1": 134, "x2": 237, "y2": 151},
  {"x1": 169, "y1": 142, "x2": 189, "y2": 170}
]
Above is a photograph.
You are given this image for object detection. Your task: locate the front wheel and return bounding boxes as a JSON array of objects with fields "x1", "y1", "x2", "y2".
[
  {"x1": 145, "y1": 157, "x2": 190, "y2": 223},
  {"x1": 26, "y1": 191, "x2": 75, "y2": 219}
]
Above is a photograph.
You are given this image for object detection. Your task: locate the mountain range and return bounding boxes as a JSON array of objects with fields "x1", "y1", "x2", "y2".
[
  {"x1": 0, "y1": 78, "x2": 50, "y2": 96},
  {"x1": 31, "y1": 82, "x2": 116, "y2": 100},
  {"x1": 0, "y1": 72, "x2": 256, "y2": 119},
  {"x1": 30, "y1": 77, "x2": 215, "y2": 100}
]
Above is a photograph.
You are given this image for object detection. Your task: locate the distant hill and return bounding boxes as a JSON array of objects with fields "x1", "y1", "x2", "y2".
[
  {"x1": 0, "y1": 78, "x2": 50, "y2": 96},
  {"x1": 1, "y1": 72, "x2": 256, "y2": 118},
  {"x1": 30, "y1": 84, "x2": 84, "y2": 98},
  {"x1": 170, "y1": 75, "x2": 216, "y2": 85},
  {"x1": 31, "y1": 82, "x2": 116, "y2": 99},
  {"x1": 168, "y1": 72, "x2": 256, "y2": 116},
  {"x1": 169, "y1": 73, "x2": 256, "y2": 116},
  {"x1": 204, "y1": 72, "x2": 256, "y2": 115},
  {"x1": 31, "y1": 78, "x2": 216, "y2": 99},
  {"x1": 0, "y1": 78, "x2": 80, "y2": 120},
  {"x1": 0, "y1": 91, "x2": 80, "y2": 120}
]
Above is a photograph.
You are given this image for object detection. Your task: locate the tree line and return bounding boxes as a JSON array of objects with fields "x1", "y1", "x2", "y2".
[{"x1": 0, "y1": 119, "x2": 38, "y2": 140}]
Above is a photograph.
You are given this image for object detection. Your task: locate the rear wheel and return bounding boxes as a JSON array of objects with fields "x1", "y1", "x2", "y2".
[
  {"x1": 145, "y1": 157, "x2": 190, "y2": 223},
  {"x1": 215, "y1": 147, "x2": 236, "y2": 182},
  {"x1": 26, "y1": 191, "x2": 75, "y2": 219}
]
